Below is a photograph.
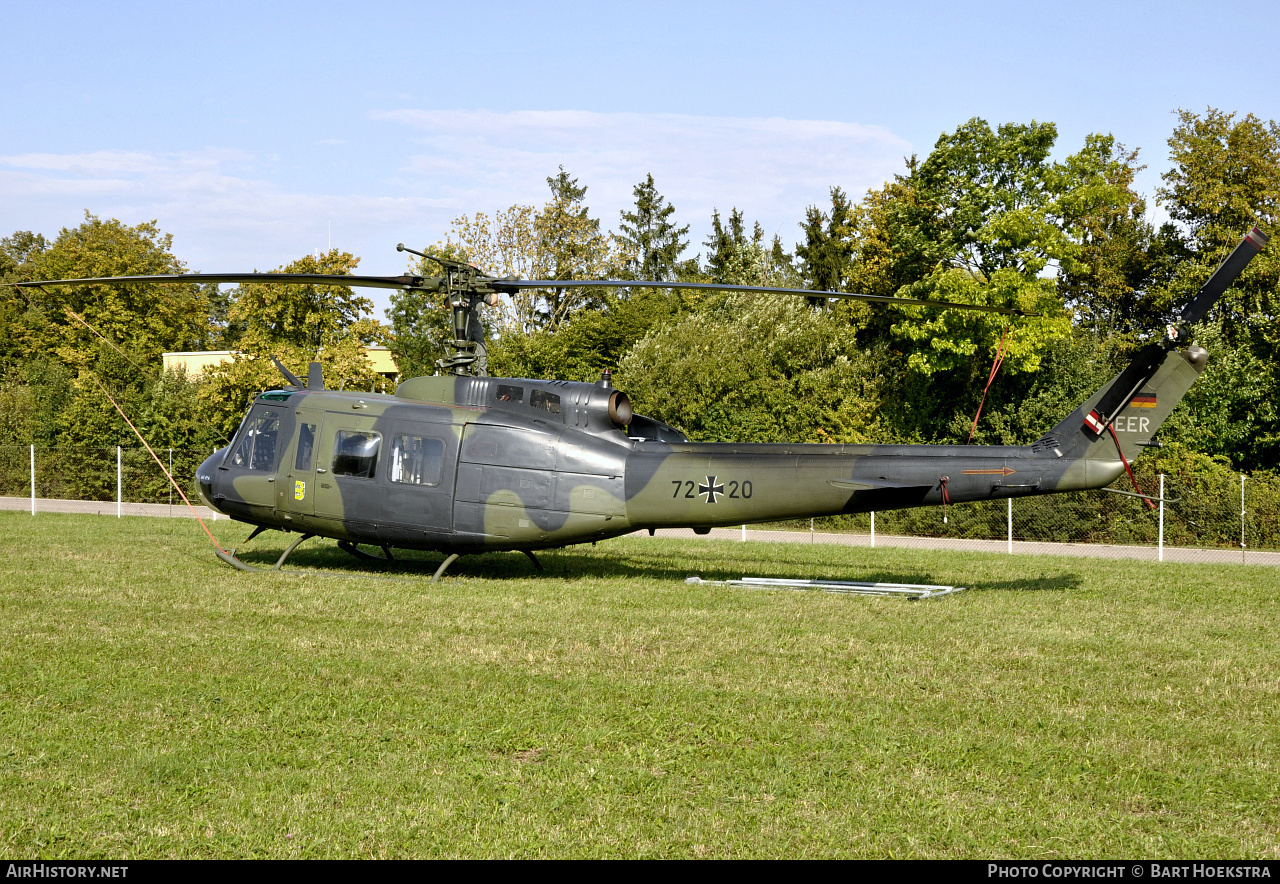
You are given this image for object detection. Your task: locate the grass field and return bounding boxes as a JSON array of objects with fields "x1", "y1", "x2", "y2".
[{"x1": 1, "y1": 510, "x2": 1277, "y2": 858}]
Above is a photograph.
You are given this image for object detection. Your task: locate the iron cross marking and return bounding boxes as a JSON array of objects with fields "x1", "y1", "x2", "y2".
[{"x1": 699, "y1": 476, "x2": 725, "y2": 503}]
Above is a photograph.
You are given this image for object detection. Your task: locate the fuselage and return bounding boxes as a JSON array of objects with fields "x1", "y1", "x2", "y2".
[{"x1": 195, "y1": 374, "x2": 1129, "y2": 553}]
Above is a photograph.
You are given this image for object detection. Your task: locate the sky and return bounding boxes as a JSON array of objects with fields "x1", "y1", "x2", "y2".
[{"x1": 4, "y1": 0, "x2": 1279, "y2": 317}]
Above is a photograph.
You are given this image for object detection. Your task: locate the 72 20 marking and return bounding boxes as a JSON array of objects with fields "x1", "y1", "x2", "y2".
[{"x1": 672, "y1": 477, "x2": 752, "y2": 503}]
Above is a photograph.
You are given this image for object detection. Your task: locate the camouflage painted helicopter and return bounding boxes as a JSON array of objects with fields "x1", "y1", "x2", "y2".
[{"x1": 10, "y1": 228, "x2": 1268, "y2": 579}]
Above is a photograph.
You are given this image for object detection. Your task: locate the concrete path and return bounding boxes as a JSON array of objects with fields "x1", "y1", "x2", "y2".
[
  {"x1": 2, "y1": 497, "x2": 1271, "y2": 566},
  {"x1": 651, "y1": 526, "x2": 1272, "y2": 566},
  {"x1": 0, "y1": 496, "x2": 222, "y2": 521}
]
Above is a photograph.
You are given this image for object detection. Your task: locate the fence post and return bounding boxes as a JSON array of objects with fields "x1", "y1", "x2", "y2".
[
  {"x1": 810, "y1": 518, "x2": 814, "y2": 543},
  {"x1": 30, "y1": 444, "x2": 35, "y2": 516},
  {"x1": 169, "y1": 448, "x2": 174, "y2": 514},
  {"x1": 1241, "y1": 474, "x2": 1247, "y2": 564},
  {"x1": 741, "y1": 524, "x2": 746, "y2": 542},
  {"x1": 117, "y1": 445, "x2": 122, "y2": 518},
  {"x1": 1158, "y1": 473, "x2": 1164, "y2": 563},
  {"x1": 870, "y1": 511, "x2": 876, "y2": 548}
]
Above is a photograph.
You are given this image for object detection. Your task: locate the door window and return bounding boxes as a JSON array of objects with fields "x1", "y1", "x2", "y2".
[
  {"x1": 294, "y1": 423, "x2": 317, "y2": 471},
  {"x1": 332, "y1": 430, "x2": 381, "y2": 478},
  {"x1": 389, "y1": 435, "x2": 445, "y2": 486}
]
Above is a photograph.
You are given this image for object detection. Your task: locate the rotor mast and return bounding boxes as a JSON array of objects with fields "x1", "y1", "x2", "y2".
[{"x1": 397, "y1": 243, "x2": 496, "y2": 376}]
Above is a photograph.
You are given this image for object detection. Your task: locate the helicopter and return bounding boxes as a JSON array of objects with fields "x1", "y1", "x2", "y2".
[{"x1": 8, "y1": 227, "x2": 1269, "y2": 580}]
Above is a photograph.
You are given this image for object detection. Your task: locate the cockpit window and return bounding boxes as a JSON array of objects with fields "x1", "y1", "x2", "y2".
[
  {"x1": 530, "y1": 389, "x2": 561, "y2": 415},
  {"x1": 331, "y1": 430, "x2": 381, "y2": 478},
  {"x1": 227, "y1": 409, "x2": 281, "y2": 471},
  {"x1": 495, "y1": 385, "x2": 523, "y2": 404}
]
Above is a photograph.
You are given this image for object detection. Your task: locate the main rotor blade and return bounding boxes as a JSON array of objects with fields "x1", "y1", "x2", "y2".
[
  {"x1": 1179, "y1": 226, "x2": 1270, "y2": 325},
  {"x1": 5, "y1": 272, "x2": 434, "y2": 291},
  {"x1": 490, "y1": 278, "x2": 1038, "y2": 316}
]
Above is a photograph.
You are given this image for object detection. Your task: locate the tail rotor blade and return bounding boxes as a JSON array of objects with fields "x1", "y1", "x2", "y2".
[{"x1": 1179, "y1": 226, "x2": 1269, "y2": 325}]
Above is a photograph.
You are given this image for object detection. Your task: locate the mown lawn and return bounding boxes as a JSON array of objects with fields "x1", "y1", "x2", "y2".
[{"x1": 1, "y1": 510, "x2": 1277, "y2": 858}]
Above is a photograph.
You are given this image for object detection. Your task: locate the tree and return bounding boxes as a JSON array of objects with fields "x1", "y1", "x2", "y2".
[
  {"x1": 1155, "y1": 108, "x2": 1280, "y2": 345},
  {"x1": 850, "y1": 119, "x2": 1142, "y2": 378},
  {"x1": 10, "y1": 214, "x2": 210, "y2": 372},
  {"x1": 617, "y1": 292, "x2": 886, "y2": 444},
  {"x1": 490, "y1": 287, "x2": 683, "y2": 383},
  {"x1": 0, "y1": 232, "x2": 50, "y2": 367},
  {"x1": 1054, "y1": 138, "x2": 1158, "y2": 334},
  {"x1": 795, "y1": 187, "x2": 855, "y2": 292},
  {"x1": 703, "y1": 209, "x2": 790, "y2": 287},
  {"x1": 533, "y1": 167, "x2": 616, "y2": 329},
  {"x1": 229, "y1": 249, "x2": 379, "y2": 354},
  {"x1": 617, "y1": 174, "x2": 689, "y2": 282},
  {"x1": 200, "y1": 249, "x2": 389, "y2": 437},
  {"x1": 418, "y1": 168, "x2": 625, "y2": 338}
]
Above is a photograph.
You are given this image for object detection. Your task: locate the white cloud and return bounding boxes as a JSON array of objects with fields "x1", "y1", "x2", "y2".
[
  {"x1": 373, "y1": 109, "x2": 915, "y2": 245},
  {"x1": 0, "y1": 111, "x2": 915, "y2": 314},
  {"x1": 0, "y1": 148, "x2": 448, "y2": 277}
]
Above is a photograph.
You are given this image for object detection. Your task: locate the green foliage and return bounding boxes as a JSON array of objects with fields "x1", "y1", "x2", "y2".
[
  {"x1": 230, "y1": 249, "x2": 379, "y2": 354},
  {"x1": 618, "y1": 293, "x2": 886, "y2": 443},
  {"x1": 490, "y1": 288, "x2": 684, "y2": 383},
  {"x1": 960, "y1": 327, "x2": 1128, "y2": 446},
  {"x1": 1158, "y1": 320, "x2": 1280, "y2": 468},
  {"x1": 871, "y1": 119, "x2": 1146, "y2": 377},
  {"x1": 6, "y1": 107, "x2": 1280, "y2": 474},
  {"x1": 1156, "y1": 109, "x2": 1280, "y2": 346},
  {"x1": 7, "y1": 214, "x2": 209, "y2": 372},
  {"x1": 1054, "y1": 140, "x2": 1159, "y2": 333},
  {"x1": 1161, "y1": 109, "x2": 1280, "y2": 252},
  {"x1": 0, "y1": 359, "x2": 73, "y2": 446},
  {"x1": 703, "y1": 209, "x2": 791, "y2": 287},
  {"x1": 200, "y1": 250, "x2": 390, "y2": 438},
  {"x1": 534, "y1": 168, "x2": 616, "y2": 328}
]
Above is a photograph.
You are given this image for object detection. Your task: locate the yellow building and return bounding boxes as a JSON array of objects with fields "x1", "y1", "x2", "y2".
[{"x1": 162, "y1": 346, "x2": 401, "y2": 382}]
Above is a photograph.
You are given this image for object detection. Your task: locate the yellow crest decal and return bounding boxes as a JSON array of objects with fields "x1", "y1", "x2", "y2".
[{"x1": 294, "y1": 480, "x2": 306, "y2": 501}]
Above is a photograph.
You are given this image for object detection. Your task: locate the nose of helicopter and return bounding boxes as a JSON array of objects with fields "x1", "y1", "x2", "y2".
[{"x1": 196, "y1": 448, "x2": 227, "y2": 513}]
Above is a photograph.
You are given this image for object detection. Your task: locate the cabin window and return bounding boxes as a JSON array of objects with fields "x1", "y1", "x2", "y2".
[
  {"x1": 228, "y1": 409, "x2": 281, "y2": 472},
  {"x1": 331, "y1": 430, "x2": 381, "y2": 478},
  {"x1": 495, "y1": 385, "x2": 523, "y2": 404},
  {"x1": 294, "y1": 423, "x2": 316, "y2": 471},
  {"x1": 389, "y1": 435, "x2": 445, "y2": 486},
  {"x1": 530, "y1": 389, "x2": 561, "y2": 415}
]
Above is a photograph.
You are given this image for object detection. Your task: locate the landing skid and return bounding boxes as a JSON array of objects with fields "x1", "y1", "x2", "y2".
[
  {"x1": 216, "y1": 532, "x2": 315, "y2": 572},
  {"x1": 214, "y1": 535, "x2": 544, "y2": 582},
  {"x1": 337, "y1": 540, "x2": 396, "y2": 563}
]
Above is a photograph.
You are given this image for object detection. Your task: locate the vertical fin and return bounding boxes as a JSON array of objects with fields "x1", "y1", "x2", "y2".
[{"x1": 307, "y1": 362, "x2": 325, "y2": 391}]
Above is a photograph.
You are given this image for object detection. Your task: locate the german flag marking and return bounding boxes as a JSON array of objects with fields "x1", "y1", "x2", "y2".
[
  {"x1": 1130, "y1": 393, "x2": 1158, "y2": 408},
  {"x1": 961, "y1": 467, "x2": 1016, "y2": 476}
]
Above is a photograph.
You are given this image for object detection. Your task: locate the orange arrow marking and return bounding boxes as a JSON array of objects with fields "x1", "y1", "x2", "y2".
[{"x1": 961, "y1": 467, "x2": 1016, "y2": 476}]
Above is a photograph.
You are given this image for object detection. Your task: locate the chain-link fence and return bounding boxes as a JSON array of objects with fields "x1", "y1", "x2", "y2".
[
  {"x1": 2, "y1": 446, "x2": 1276, "y2": 564},
  {"x1": 0, "y1": 445, "x2": 210, "y2": 508},
  {"x1": 744, "y1": 470, "x2": 1277, "y2": 565}
]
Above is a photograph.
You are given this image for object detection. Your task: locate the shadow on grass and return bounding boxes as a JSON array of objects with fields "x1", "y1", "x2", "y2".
[
  {"x1": 967, "y1": 574, "x2": 1083, "y2": 593},
  {"x1": 223, "y1": 530, "x2": 1086, "y2": 593}
]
